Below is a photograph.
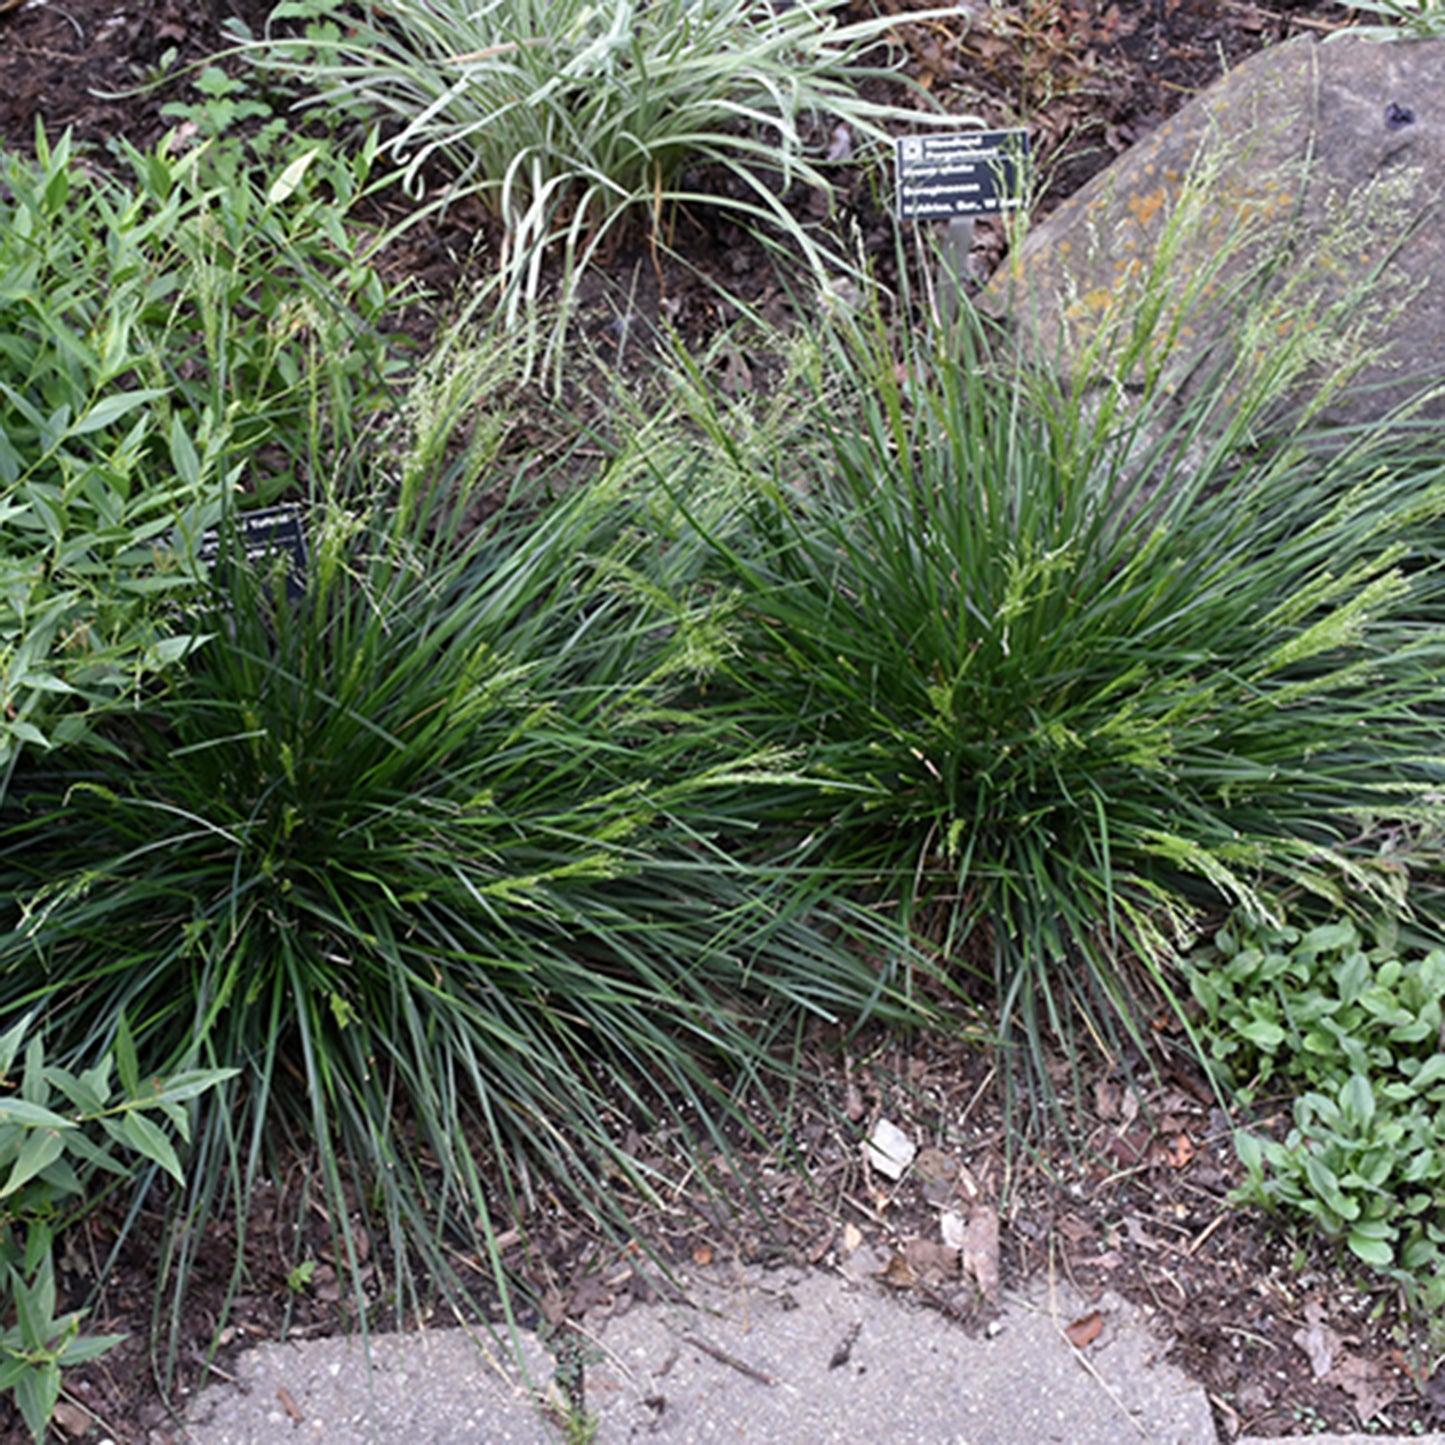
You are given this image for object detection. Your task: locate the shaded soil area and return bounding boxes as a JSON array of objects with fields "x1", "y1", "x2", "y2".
[
  {"x1": 0, "y1": 0, "x2": 1326, "y2": 328},
  {"x1": 4, "y1": 0, "x2": 1443, "y2": 1441},
  {"x1": 44, "y1": 1026, "x2": 1445, "y2": 1443}
]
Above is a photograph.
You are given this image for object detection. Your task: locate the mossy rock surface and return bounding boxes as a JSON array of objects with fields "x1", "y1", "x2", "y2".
[{"x1": 985, "y1": 35, "x2": 1445, "y2": 429}]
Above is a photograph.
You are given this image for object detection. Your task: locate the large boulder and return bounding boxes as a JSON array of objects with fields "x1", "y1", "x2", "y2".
[{"x1": 984, "y1": 35, "x2": 1445, "y2": 430}]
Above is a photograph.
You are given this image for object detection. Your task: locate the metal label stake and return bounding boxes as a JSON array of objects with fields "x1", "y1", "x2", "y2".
[{"x1": 940, "y1": 215, "x2": 976, "y2": 325}]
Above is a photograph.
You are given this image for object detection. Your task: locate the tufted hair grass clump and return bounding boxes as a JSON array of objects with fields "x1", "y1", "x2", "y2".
[
  {"x1": 620, "y1": 279, "x2": 1445, "y2": 1107},
  {"x1": 0, "y1": 325, "x2": 924, "y2": 1346}
]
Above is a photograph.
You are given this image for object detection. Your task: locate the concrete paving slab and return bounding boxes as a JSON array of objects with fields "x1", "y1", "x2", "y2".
[
  {"x1": 182, "y1": 1325, "x2": 557, "y2": 1444},
  {"x1": 182, "y1": 1266, "x2": 1445, "y2": 1445},
  {"x1": 583, "y1": 1268, "x2": 1214, "y2": 1444}
]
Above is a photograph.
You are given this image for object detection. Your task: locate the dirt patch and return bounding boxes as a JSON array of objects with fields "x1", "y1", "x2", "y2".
[{"x1": 37, "y1": 1023, "x2": 1445, "y2": 1444}]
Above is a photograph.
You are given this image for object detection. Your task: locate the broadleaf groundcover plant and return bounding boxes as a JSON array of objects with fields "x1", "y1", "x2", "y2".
[{"x1": 1192, "y1": 916, "x2": 1445, "y2": 1332}]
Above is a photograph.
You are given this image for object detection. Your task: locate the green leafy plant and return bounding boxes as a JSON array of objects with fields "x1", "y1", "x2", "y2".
[
  {"x1": 1191, "y1": 917, "x2": 1445, "y2": 1324},
  {"x1": 284, "y1": 1258, "x2": 318, "y2": 1294},
  {"x1": 0, "y1": 1013, "x2": 235, "y2": 1441},
  {"x1": 1330, "y1": 0, "x2": 1445, "y2": 39},
  {"x1": 156, "y1": 57, "x2": 370, "y2": 206},
  {"x1": 162, "y1": 63, "x2": 277, "y2": 139},
  {"x1": 0, "y1": 123, "x2": 399, "y2": 785},
  {"x1": 237, "y1": 0, "x2": 973, "y2": 321},
  {"x1": 0, "y1": 324, "x2": 922, "y2": 1351},
  {"x1": 618, "y1": 270, "x2": 1445, "y2": 1103},
  {"x1": 0, "y1": 127, "x2": 223, "y2": 776}
]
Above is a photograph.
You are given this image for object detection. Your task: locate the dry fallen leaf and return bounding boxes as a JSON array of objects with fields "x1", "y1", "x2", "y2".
[
  {"x1": 50, "y1": 1402, "x2": 93, "y2": 1438},
  {"x1": 1389, "y1": 1346, "x2": 1430, "y2": 1388},
  {"x1": 1065, "y1": 1310, "x2": 1104, "y2": 1349},
  {"x1": 1104, "y1": 1127, "x2": 1153, "y2": 1167},
  {"x1": 915, "y1": 1146, "x2": 959, "y2": 1204},
  {"x1": 569, "y1": 1270, "x2": 615, "y2": 1317},
  {"x1": 914, "y1": 1147, "x2": 958, "y2": 1185},
  {"x1": 959, "y1": 1204, "x2": 1000, "y2": 1304},
  {"x1": 842, "y1": 1222, "x2": 864, "y2": 1255},
  {"x1": 876, "y1": 1252, "x2": 916, "y2": 1290},
  {"x1": 311, "y1": 1263, "x2": 342, "y2": 1303},
  {"x1": 1325, "y1": 1349, "x2": 1396, "y2": 1423},
  {"x1": 1292, "y1": 1298, "x2": 1341, "y2": 1380},
  {"x1": 1122, "y1": 1213, "x2": 1159, "y2": 1251},
  {"x1": 904, "y1": 1236, "x2": 959, "y2": 1289},
  {"x1": 1164, "y1": 1132, "x2": 1197, "y2": 1168}
]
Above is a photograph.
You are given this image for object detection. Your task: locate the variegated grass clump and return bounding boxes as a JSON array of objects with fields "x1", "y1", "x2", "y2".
[{"x1": 237, "y1": 0, "x2": 975, "y2": 325}]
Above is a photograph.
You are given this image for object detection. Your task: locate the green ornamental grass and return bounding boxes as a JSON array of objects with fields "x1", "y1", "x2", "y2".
[
  {"x1": 0, "y1": 334, "x2": 922, "y2": 1343},
  {"x1": 627, "y1": 300, "x2": 1445, "y2": 1098},
  {"x1": 1330, "y1": 0, "x2": 1445, "y2": 39}
]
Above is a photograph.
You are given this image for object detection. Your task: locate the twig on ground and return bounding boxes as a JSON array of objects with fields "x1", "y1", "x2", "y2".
[
  {"x1": 681, "y1": 1332, "x2": 777, "y2": 1386},
  {"x1": 1186, "y1": 1211, "x2": 1229, "y2": 1258}
]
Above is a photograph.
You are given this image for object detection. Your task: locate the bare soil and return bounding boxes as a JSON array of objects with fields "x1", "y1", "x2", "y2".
[{"x1": 2, "y1": 0, "x2": 1443, "y2": 1441}]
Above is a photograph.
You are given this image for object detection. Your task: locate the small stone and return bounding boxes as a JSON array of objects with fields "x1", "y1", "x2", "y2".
[
  {"x1": 864, "y1": 1118, "x2": 916, "y2": 1180},
  {"x1": 940, "y1": 1210, "x2": 967, "y2": 1250}
]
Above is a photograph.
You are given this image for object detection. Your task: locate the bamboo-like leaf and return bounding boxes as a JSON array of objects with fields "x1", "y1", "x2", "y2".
[
  {"x1": 0, "y1": 1128, "x2": 67, "y2": 1198},
  {"x1": 70, "y1": 388, "x2": 168, "y2": 436},
  {"x1": 112, "y1": 1013, "x2": 140, "y2": 1099},
  {"x1": 117, "y1": 1110, "x2": 185, "y2": 1184},
  {"x1": 267, "y1": 147, "x2": 321, "y2": 205},
  {"x1": 0, "y1": 1014, "x2": 33, "y2": 1080},
  {"x1": 0, "y1": 1100, "x2": 75, "y2": 1132}
]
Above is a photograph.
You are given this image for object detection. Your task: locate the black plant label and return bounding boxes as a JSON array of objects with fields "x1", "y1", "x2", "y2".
[
  {"x1": 895, "y1": 130, "x2": 1031, "y2": 221},
  {"x1": 197, "y1": 505, "x2": 309, "y2": 605}
]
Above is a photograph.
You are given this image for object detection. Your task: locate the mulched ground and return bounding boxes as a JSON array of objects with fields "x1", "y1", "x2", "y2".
[{"x1": 3, "y1": 0, "x2": 1444, "y2": 1440}]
